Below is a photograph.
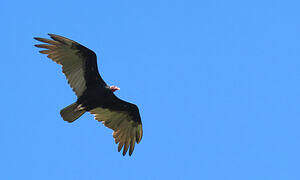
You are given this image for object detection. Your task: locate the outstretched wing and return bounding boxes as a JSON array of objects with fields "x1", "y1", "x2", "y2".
[
  {"x1": 34, "y1": 34, "x2": 107, "y2": 97},
  {"x1": 89, "y1": 96, "x2": 143, "y2": 156}
]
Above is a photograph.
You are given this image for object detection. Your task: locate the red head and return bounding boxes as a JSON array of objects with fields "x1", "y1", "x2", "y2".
[{"x1": 110, "y1": 85, "x2": 120, "y2": 92}]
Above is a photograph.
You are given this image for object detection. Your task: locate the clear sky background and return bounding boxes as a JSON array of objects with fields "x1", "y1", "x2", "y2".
[{"x1": 1, "y1": 0, "x2": 300, "y2": 179}]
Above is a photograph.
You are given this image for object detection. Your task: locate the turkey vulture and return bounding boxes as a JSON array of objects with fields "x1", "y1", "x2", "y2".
[{"x1": 34, "y1": 34, "x2": 143, "y2": 156}]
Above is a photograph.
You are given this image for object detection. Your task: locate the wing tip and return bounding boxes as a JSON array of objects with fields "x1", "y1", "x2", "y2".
[
  {"x1": 136, "y1": 124, "x2": 143, "y2": 144},
  {"x1": 48, "y1": 33, "x2": 56, "y2": 37},
  {"x1": 122, "y1": 150, "x2": 126, "y2": 156}
]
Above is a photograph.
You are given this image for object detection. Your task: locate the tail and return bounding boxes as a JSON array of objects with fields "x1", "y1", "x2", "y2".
[{"x1": 60, "y1": 102, "x2": 85, "y2": 123}]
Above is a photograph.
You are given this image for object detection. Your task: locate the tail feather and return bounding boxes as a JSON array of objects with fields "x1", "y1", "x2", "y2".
[{"x1": 60, "y1": 103, "x2": 85, "y2": 123}]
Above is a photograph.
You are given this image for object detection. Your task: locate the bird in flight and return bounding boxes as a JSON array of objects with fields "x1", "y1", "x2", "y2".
[{"x1": 34, "y1": 34, "x2": 143, "y2": 156}]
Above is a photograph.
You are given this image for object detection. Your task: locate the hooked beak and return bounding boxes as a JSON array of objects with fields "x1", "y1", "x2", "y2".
[{"x1": 110, "y1": 86, "x2": 120, "y2": 92}]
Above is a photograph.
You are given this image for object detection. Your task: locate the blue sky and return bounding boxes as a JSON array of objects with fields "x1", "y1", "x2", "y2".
[{"x1": 1, "y1": 0, "x2": 300, "y2": 179}]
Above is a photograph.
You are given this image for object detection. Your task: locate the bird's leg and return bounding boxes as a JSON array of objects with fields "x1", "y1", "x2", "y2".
[{"x1": 75, "y1": 104, "x2": 86, "y2": 111}]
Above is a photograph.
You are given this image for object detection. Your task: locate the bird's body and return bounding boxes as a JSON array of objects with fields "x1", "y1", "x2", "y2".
[
  {"x1": 78, "y1": 85, "x2": 141, "y2": 117},
  {"x1": 78, "y1": 85, "x2": 114, "y2": 110},
  {"x1": 34, "y1": 34, "x2": 142, "y2": 156}
]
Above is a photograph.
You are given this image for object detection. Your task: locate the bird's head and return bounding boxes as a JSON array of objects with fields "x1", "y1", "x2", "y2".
[{"x1": 110, "y1": 85, "x2": 120, "y2": 92}]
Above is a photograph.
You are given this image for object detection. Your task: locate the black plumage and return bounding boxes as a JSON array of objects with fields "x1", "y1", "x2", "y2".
[{"x1": 34, "y1": 34, "x2": 143, "y2": 156}]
